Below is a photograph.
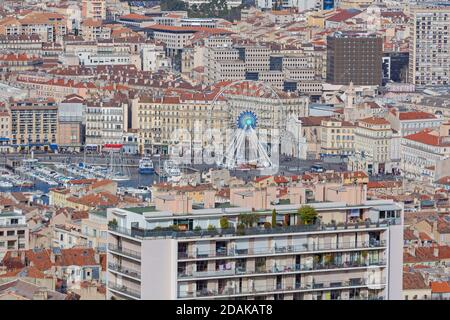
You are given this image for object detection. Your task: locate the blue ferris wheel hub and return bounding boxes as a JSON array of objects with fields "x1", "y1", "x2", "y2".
[{"x1": 237, "y1": 111, "x2": 258, "y2": 130}]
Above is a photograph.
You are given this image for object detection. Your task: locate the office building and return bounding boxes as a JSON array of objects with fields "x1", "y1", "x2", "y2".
[{"x1": 326, "y1": 32, "x2": 383, "y2": 86}]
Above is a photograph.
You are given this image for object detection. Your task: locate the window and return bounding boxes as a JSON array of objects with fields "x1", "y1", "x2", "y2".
[{"x1": 7, "y1": 231, "x2": 14, "y2": 236}]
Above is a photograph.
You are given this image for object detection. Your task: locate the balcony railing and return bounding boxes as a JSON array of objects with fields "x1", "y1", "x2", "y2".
[
  {"x1": 0, "y1": 224, "x2": 27, "y2": 229},
  {"x1": 109, "y1": 221, "x2": 391, "y2": 241},
  {"x1": 178, "y1": 260, "x2": 387, "y2": 279},
  {"x1": 178, "y1": 277, "x2": 386, "y2": 298},
  {"x1": 108, "y1": 244, "x2": 141, "y2": 260},
  {"x1": 108, "y1": 263, "x2": 141, "y2": 280},
  {"x1": 178, "y1": 240, "x2": 386, "y2": 260},
  {"x1": 108, "y1": 282, "x2": 141, "y2": 299}
]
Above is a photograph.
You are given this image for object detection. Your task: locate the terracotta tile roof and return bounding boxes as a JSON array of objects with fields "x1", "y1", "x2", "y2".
[
  {"x1": 404, "y1": 129, "x2": 450, "y2": 147},
  {"x1": 431, "y1": 281, "x2": 450, "y2": 294},
  {"x1": 54, "y1": 248, "x2": 98, "y2": 267},
  {"x1": 0, "y1": 266, "x2": 47, "y2": 279},
  {"x1": 326, "y1": 9, "x2": 361, "y2": 22},
  {"x1": 216, "y1": 188, "x2": 230, "y2": 199},
  {"x1": 359, "y1": 117, "x2": 390, "y2": 125},
  {"x1": 403, "y1": 272, "x2": 429, "y2": 290},
  {"x1": 398, "y1": 111, "x2": 436, "y2": 121},
  {"x1": 254, "y1": 176, "x2": 271, "y2": 183},
  {"x1": 299, "y1": 116, "x2": 332, "y2": 126},
  {"x1": 404, "y1": 228, "x2": 418, "y2": 241},
  {"x1": 82, "y1": 18, "x2": 102, "y2": 27},
  {"x1": 1, "y1": 249, "x2": 52, "y2": 271},
  {"x1": 419, "y1": 232, "x2": 433, "y2": 241},
  {"x1": 274, "y1": 176, "x2": 289, "y2": 184},
  {"x1": 71, "y1": 211, "x2": 89, "y2": 221},
  {"x1": 437, "y1": 176, "x2": 450, "y2": 186}
]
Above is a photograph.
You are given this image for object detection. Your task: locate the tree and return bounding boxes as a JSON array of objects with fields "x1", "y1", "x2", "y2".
[
  {"x1": 220, "y1": 217, "x2": 229, "y2": 229},
  {"x1": 160, "y1": 0, "x2": 188, "y2": 11},
  {"x1": 239, "y1": 213, "x2": 258, "y2": 228},
  {"x1": 271, "y1": 209, "x2": 277, "y2": 227},
  {"x1": 297, "y1": 205, "x2": 318, "y2": 225},
  {"x1": 207, "y1": 224, "x2": 216, "y2": 232}
]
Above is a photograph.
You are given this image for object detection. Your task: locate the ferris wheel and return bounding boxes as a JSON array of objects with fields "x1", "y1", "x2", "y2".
[{"x1": 207, "y1": 80, "x2": 289, "y2": 173}]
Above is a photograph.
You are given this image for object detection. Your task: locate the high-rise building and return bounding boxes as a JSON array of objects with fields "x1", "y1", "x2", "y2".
[
  {"x1": 326, "y1": 32, "x2": 383, "y2": 86},
  {"x1": 408, "y1": 6, "x2": 450, "y2": 86}
]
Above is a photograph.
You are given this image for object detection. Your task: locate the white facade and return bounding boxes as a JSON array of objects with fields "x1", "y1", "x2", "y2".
[
  {"x1": 106, "y1": 200, "x2": 404, "y2": 300},
  {"x1": 77, "y1": 51, "x2": 131, "y2": 66},
  {"x1": 141, "y1": 43, "x2": 171, "y2": 72}
]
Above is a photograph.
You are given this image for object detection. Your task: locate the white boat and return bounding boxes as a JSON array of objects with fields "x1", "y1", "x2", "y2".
[
  {"x1": 163, "y1": 160, "x2": 181, "y2": 177},
  {"x1": 139, "y1": 157, "x2": 155, "y2": 174},
  {"x1": 0, "y1": 181, "x2": 13, "y2": 188}
]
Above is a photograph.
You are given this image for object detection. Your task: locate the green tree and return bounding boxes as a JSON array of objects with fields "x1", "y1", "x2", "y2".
[
  {"x1": 207, "y1": 224, "x2": 216, "y2": 231},
  {"x1": 239, "y1": 213, "x2": 258, "y2": 228},
  {"x1": 271, "y1": 209, "x2": 277, "y2": 227},
  {"x1": 297, "y1": 205, "x2": 318, "y2": 225},
  {"x1": 220, "y1": 217, "x2": 229, "y2": 229},
  {"x1": 160, "y1": 0, "x2": 188, "y2": 11}
]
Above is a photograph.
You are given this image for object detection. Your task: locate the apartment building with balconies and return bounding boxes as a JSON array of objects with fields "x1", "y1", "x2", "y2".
[
  {"x1": 106, "y1": 196, "x2": 403, "y2": 300},
  {"x1": 9, "y1": 99, "x2": 59, "y2": 151},
  {"x1": 0, "y1": 210, "x2": 29, "y2": 260},
  {"x1": 408, "y1": 6, "x2": 450, "y2": 86}
]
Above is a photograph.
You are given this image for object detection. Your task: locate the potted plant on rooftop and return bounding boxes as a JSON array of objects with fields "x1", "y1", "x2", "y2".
[
  {"x1": 108, "y1": 218, "x2": 118, "y2": 230},
  {"x1": 220, "y1": 217, "x2": 229, "y2": 229},
  {"x1": 297, "y1": 205, "x2": 318, "y2": 225},
  {"x1": 271, "y1": 209, "x2": 277, "y2": 228}
]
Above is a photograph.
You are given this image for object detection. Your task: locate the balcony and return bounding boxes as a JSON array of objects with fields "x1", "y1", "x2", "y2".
[
  {"x1": 178, "y1": 277, "x2": 386, "y2": 299},
  {"x1": 108, "y1": 263, "x2": 141, "y2": 280},
  {"x1": 108, "y1": 244, "x2": 141, "y2": 260},
  {"x1": 178, "y1": 240, "x2": 387, "y2": 260},
  {"x1": 0, "y1": 224, "x2": 27, "y2": 229},
  {"x1": 108, "y1": 282, "x2": 141, "y2": 299},
  {"x1": 178, "y1": 260, "x2": 387, "y2": 280},
  {"x1": 109, "y1": 221, "x2": 391, "y2": 241}
]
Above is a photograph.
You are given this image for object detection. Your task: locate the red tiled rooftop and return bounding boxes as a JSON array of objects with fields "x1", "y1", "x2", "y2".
[
  {"x1": 404, "y1": 129, "x2": 450, "y2": 147},
  {"x1": 431, "y1": 281, "x2": 450, "y2": 293},
  {"x1": 398, "y1": 111, "x2": 437, "y2": 121}
]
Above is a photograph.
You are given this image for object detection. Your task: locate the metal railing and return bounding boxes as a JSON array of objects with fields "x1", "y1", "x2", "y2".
[
  {"x1": 178, "y1": 277, "x2": 386, "y2": 298},
  {"x1": 0, "y1": 224, "x2": 28, "y2": 229},
  {"x1": 108, "y1": 263, "x2": 141, "y2": 279},
  {"x1": 178, "y1": 260, "x2": 387, "y2": 279},
  {"x1": 108, "y1": 244, "x2": 141, "y2": 260},
  {"x1": 109, "y1": 221, "x2": 390, "y2": 240},
  {"x1": 108, "y1": 282, "x2": 141, "y2": 299},
  {"x1": 178, "y1": 240, "x2": 387, "y2": 260}
]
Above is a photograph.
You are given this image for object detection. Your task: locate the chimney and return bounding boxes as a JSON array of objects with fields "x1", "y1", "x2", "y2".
[
  {"x1": 408, "y1": 246, "x2": 416, "y2": 257},
  {"x1": 433, "y1": 246, "x2": 439, "y2": 258}
]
